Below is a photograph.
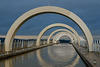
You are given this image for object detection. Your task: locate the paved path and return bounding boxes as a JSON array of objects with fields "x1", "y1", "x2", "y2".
[{"x1": 75, "y1": 45, "x2": 100, "y2": 67}]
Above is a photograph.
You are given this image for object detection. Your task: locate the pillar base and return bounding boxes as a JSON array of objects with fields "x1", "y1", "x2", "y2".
[{"x1": 4, "y1": 51, "x2": 13, "y2": 54}]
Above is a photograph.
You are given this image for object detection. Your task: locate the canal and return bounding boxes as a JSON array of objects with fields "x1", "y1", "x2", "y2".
[{"x1": 0, "y1": 43, "x2": 86, "y2": 67}]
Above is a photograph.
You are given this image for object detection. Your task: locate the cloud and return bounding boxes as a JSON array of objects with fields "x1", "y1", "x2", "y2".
[{"x1": 0, "y1": 0, "x2": 99, "y2": 35}]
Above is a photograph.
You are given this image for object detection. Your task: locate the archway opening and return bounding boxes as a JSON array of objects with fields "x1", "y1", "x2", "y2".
[{"x1": 59, "y1": 35, "x2": 71, "y2": 43}]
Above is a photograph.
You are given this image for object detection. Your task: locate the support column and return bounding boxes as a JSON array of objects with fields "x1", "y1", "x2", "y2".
[
  {"x1": 20, "y1": 40, "x2": 22, "y2": 49},
  {"x1": 97, "y1": 39, "x2": 99, "y2": 52},
  {"x1": 13, "y1": 40, "x2": 15, "y2": 49},
  {"x1": 17, "y1": 40, "x2": 19, "y2": 49}
]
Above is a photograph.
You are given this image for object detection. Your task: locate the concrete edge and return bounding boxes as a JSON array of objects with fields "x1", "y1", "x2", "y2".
[
  {"x1": 72, "y1": 45, "x2": 93, "y2": 67},
  {"x1": 0, "y1": 44, "x2": 53, "y2": 60}
]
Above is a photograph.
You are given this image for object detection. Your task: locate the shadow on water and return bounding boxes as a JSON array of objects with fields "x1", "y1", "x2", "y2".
[{"x1": 0, "y1": 43, "x2": 86, "y2": 67}]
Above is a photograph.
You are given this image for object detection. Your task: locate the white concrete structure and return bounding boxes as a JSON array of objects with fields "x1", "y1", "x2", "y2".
[
  {"x1": 36, "y1": 23, "x2": 80, "y2": 46},
  {"x1": 53, "y1": 32, "x2": 87, "y2": 47},
  {"x1": 53, "y1": 32, "x2": 74, "y2": 43},
  {"x1": 47, "y1": 29, "x2": 78, "y2": 45},
  {"x1": 5, "y1": 6, "x2": 93, "y2": 51}
]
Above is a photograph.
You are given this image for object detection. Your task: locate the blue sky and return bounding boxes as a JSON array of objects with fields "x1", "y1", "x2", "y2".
[{"x1": 0, "y1": 0, "x2": 100, "y2": 36}]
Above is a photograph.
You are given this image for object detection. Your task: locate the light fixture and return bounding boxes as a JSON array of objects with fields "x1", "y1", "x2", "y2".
[{"x1": 93, "y1": 60, "x2": 96, "y2": 64}]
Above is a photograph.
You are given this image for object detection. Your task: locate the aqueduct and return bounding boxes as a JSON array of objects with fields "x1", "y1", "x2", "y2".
[
  {"x1": 53, "y1": 32, "x2": 75, "y2": 44},
  {"x1": 4, "y1": 6, "x2": 93, "y2": 52},
  {"x1": 47, "y1": 29, "x2": 78, "y2": 45},
  {"x1": 36, "y1": 23, "x2": 80, "y2": 46}
]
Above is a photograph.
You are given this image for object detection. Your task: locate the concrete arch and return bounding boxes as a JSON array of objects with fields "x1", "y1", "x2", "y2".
[
  {"x1": 36, "y1": 23, "x2": 80, "y2": 46},
  {"x1": 5, "y1": 6, "x2": 93, "y2": 51},
  {"x1": 53, "y1": 32, "x2": 75, "y2": 43},
  {"x1": 54, "y1": 33, "x2": 73, "y2": 43},
  {"x1": 47, "y1": 29, "x2": 77, "y2": 44},
  {"x1": 55, "y1": 34, "x2": 74, "y2": 43}
]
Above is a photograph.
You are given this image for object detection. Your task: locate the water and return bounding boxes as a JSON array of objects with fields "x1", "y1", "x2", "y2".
[{"x1": 0, "y1": 43, "x2": 86, "y2": 67}]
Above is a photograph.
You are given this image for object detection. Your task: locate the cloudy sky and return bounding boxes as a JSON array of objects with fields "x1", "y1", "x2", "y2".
[{"x1": 0, "y1": 0, "x2": 100, "y2": 36}]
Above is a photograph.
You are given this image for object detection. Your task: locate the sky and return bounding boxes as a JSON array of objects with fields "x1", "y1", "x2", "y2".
[{"x1": 0, "y1": 0, "x2": 100, "y2": 36}]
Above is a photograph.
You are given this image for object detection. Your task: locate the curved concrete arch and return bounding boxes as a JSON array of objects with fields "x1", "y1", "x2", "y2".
[
  {"x1": 5, "y1": 6, "x2": 93, "y2": 51},
  {"x1": 47, "y1": 29, "x2": 77, "y2": 44},
  {"x1": 55, "y1": 33, "x2": 75, "y2": 42},
  {"x1": 54, "y1": 33, "x2": 74, "y2": 43},
  {"x1": 36, "y1": 23, "x2": 80, "y2": 46},
  {"x1": 53, "y1": 32, "x2": 74, "y2": 43},
  {"x1": 56, "y1": 34, "x2": 73, "y2": 42}
]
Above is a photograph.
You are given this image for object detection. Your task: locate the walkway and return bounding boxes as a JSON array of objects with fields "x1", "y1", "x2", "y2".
[{"x1": 77, "y1": 45, "x2": 100, "y2": 67}]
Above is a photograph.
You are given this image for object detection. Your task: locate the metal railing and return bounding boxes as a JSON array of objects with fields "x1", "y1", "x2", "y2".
[
  {"x1": 12, "y1": 40, "x2": 36, "y2": 50},
  {"x1": 92, "y1": 39, "x2": 100, "y2": 53},
  {"x1": 0, "y1": 39, "x2": 52, "y2": 53},
  {"x1": 0, "y1": 43, "x2": 4, "y2": 53}
]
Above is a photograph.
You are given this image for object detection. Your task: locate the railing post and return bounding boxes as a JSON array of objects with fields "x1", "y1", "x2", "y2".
[
  {"x1": 20, "y1": 40, "x2": 21, "y2": 49},
  {"x1": 92, "y1": 41, "x2": 94, "y2": 51},
  {"x1": 95, "y1": 40, "x2": 98, "y2": 52},
  {"x1": 22, "y1": 40, "x2": 23, "y2": 48},
  {"x1": 17, "y1": 40, "x2": 19, "y2": 49},
  {"x1": 14, "y1": 40, "x2": 16, "y2": 49},
  {"x1": 94, "y1": 41, "x2": 96, "y2": 52},
  {"x1": 97, "y1": 39, "x2": 99, "y2": 52},
  {"x1": 13, "y1": 40, "x2": 15, "y2": 50},
  {"x1": 27, "y1": 40, "x2": 28, "y2": 47}
]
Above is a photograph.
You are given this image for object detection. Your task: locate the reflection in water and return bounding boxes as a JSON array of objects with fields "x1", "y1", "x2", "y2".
[
  {"x1": 5, "y1": 59, "x2": 13, "y2": 67},
  {"x1": 48, "y1": 45, "x2": 80, "y2": 67},
  {"x1": 48, "y1": 45, "x2": 76, "y2": 62},
  {"x1": 0, "y1": 43, "x2": 86, "y2": 67}
]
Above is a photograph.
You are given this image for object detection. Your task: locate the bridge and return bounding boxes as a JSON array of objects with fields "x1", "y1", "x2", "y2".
[{"x1": 0, "y1": 6, "x2": 100, "y2": 67}]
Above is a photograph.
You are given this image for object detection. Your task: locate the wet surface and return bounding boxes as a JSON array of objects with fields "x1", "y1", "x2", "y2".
[{"x1": 0, "y1": 43, "x2": 86, "y2": 67}]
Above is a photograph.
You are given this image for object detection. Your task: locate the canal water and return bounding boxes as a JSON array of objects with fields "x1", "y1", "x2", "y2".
[{"x1": 0, "y1": 43, "x2": 86, "y2": 67}]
